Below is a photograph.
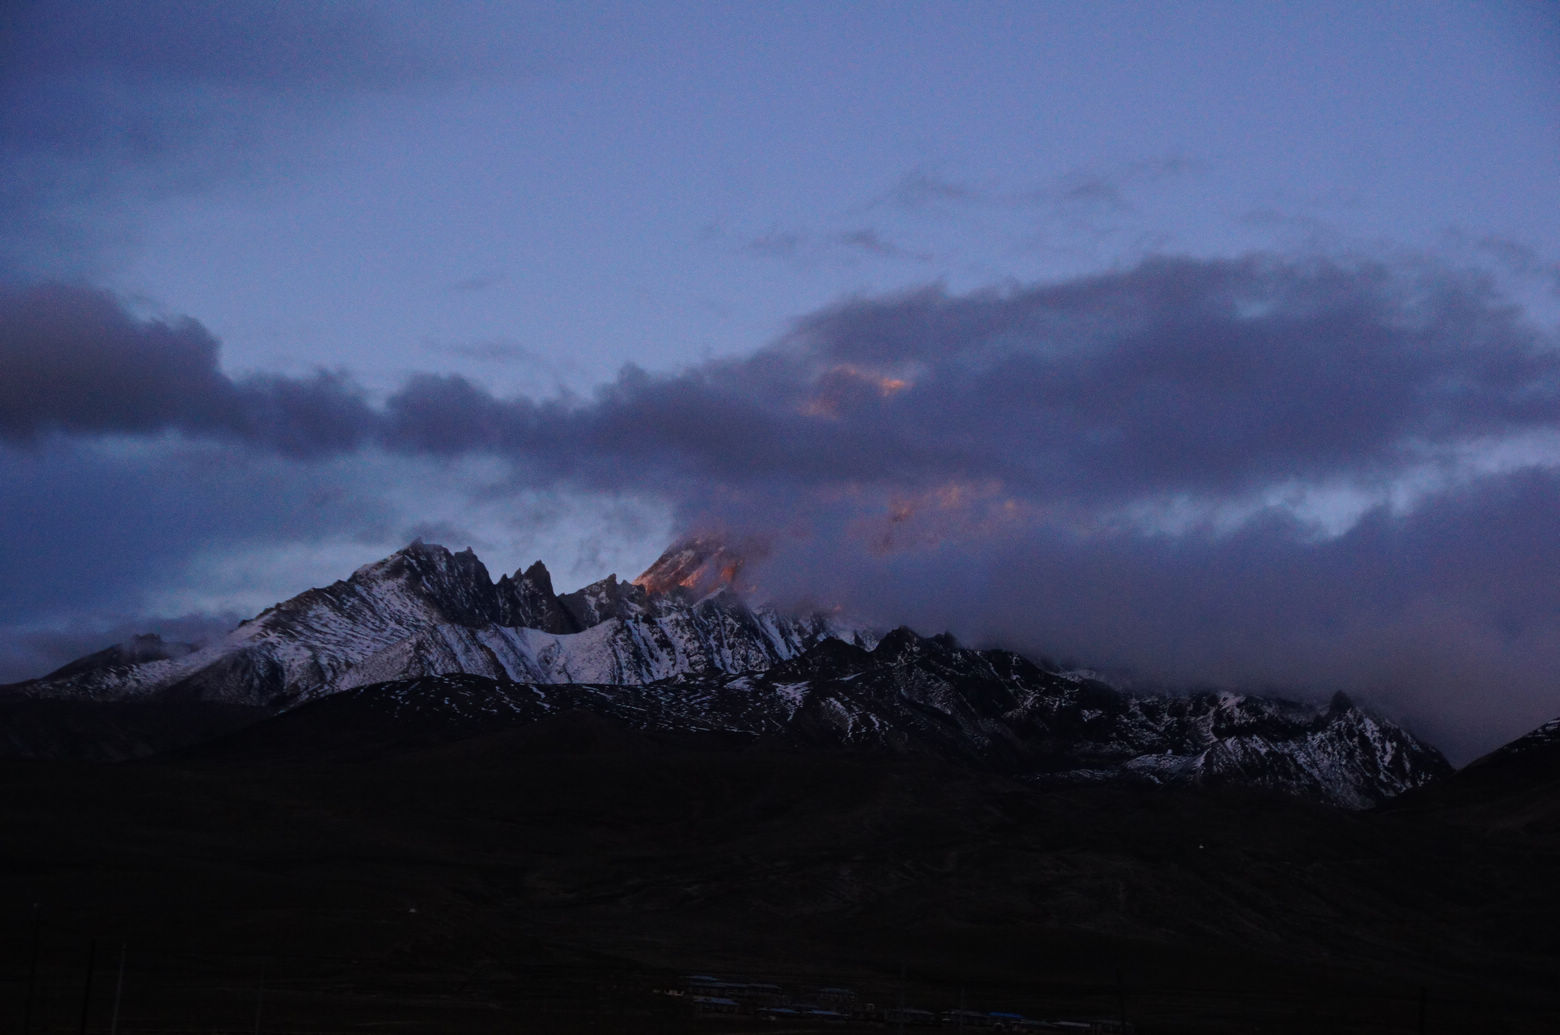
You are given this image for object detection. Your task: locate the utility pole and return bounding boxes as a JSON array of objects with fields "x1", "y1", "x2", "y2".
[
  {"x1": 108, "y1": 941, "x2": 125, "y2": 1035},
  {"x1": 23, "y1": 902, "x2": 41, "y2": 1035},
  {"x1": 897, "y1": 962, "x2": 906, "y2": 1035},
  {"x1": 253, "y1": 957, "x2": 266, "y2": 1035},
  {"x1": 77, "y1": 939, "x2": 97, "y2": 1035}
]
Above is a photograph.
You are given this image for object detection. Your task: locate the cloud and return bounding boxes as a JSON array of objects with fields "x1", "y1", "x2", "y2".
[
  {"x1": 0, "y1": 1, "x2": 482, "y2": 276},
  {"x1": 743, "y1": 230, "x2": 807, "y2": 260},
  {"x1": 1052, "y1": 157, "x2": 1200, "y2": 210},
  {"x1": 0, "y1": 282, "x2": 374, "y2": 455},
  {"x1": 0, "y1": 2, "x2": 432, "y2": 97},
  {"x1": 836, "y1": 229, "x2": 933, "y2": 262},
  {"x1": 1056, "y1": 173, "x2": 1130, "y2": 210},
  {"x1": 733, "y1": 226, "x2": 937, "y2": 269},
  {"x1": 447, "y1": 274, "x2": 506, "y2": 294},
  {"x1": 860, "y1": 159, "x2": 1199, "y2": 217},
  {"x1": 738, "y1": 466, "x2": 1560, "y2": 762},
  {"x1": 873, "y1": 169, "x2": 983, "y2": 211},
  {"x1": 0, "y1": 282, "x2": 232, "y2": 437},
  {"x1": 3, "y1": 253, "x2": 1557, "y2": 758},
  {"x1": 9, "y1": 256, "x2": 1556, "y2": 501}
]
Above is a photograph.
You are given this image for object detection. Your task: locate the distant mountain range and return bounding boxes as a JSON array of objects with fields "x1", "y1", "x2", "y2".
[{"x1": 2, "y1": 538, "x2": 1458, "y2": 806}]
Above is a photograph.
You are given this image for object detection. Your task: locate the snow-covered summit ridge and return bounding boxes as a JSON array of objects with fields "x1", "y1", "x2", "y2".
[
  {"x1": 4, "y1": 539, "x2": 864, "y2": 708},
  {"x1": 1, "y1": 538, "x2": 1453, "y2": 807}
]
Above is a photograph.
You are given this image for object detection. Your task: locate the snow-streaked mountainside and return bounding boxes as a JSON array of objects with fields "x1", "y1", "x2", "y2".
[
  {"x1": 7, "y1": 540, "x2": 865, "y2": 708},
  {"x1": 3, "y1": 538, "x2": 1450, "y2": 806},
  {"x1": 251, "y1": 629, "x2": 1449, "y2": 808}
]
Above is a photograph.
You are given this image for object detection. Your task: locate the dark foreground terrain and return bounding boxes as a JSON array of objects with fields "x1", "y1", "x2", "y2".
[{"x1": 3, "y1": 709, "x2": 1558, "y2": 1034}]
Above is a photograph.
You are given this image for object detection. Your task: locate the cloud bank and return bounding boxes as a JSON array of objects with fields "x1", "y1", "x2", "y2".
[
  {"x1": 3, "y1": 254, "x2": 1557, "y2": 759},
  {"x1": 0, "y1": 0, "x2": 479, "y2": 278}
]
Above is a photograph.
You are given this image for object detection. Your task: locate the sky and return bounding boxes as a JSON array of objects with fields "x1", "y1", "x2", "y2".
[{"x1": 1, "y1": 0, "x2": 1557, "y2": 762}]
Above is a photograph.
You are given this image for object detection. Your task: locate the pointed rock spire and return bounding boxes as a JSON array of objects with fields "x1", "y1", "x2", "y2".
[{"x1": 495, "y1": 559, "x2": 581, "y2": 633}]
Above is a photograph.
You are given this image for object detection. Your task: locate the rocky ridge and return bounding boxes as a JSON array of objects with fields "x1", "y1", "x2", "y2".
[
  {"x1": 7, "y1": 539, "x2": 862, "y2": 708},
  {"x1": 2, "y1": 538, "x2": 1452, "y2": 806}
]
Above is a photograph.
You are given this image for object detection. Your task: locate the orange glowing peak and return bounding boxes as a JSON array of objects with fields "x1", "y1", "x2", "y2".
[{"x1": 632, "y1": 533, "x2": 767, "y2": 598}]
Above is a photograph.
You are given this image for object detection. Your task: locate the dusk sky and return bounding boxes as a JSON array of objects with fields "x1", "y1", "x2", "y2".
[{"x1": 2, "y1": 1, "x2": 1557, "y2": 761}]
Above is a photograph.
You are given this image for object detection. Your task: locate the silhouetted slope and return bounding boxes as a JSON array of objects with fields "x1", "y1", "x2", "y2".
[
  {"x1": 1, "y1": 726, "x2": 1556, "y2": 1033},
  {"x1": 1388, "y1": 716, "x2": 1560, "y2": 834}
]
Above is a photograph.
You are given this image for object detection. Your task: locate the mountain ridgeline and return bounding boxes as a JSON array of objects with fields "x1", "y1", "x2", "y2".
[
  {"x1": 3, "y1": 538, "x2": 1451, "y2": 806},
  {"x1": 10, "y1": 539, "x2": 855, "y2": 708}
]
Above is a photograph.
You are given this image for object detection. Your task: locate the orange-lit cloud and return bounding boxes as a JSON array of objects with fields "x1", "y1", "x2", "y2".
[
  {"x1": 800, "y1": 363, "x2": 912, "y2": 418},
  {"x1": 845, "y1": 479, "x2": 1036, "y2": 555}
]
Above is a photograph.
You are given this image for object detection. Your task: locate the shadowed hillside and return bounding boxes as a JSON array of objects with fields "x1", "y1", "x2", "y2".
[{"x1": 2, "y1": 711, "x2": 1556, "y2": 1033}]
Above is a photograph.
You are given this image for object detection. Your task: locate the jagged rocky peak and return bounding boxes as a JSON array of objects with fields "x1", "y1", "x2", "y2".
[
  {"x1": 495, "y1": 559, "x2": 580, "y2": 634},
  {"x1": 343, "y1": 539, "x2": 502, "y2": 628},
  {"x1": 557, "y1": 573, "x2": 650, "y2": 628},
  {"x1": 868, "y1": 626, "x2": 981, "y2": 673},
  {"x1": 354, "y1": 539, "x2": 490, "y2": 587},
  {"x1": 331, "y1": 540, "x2": 577, "y2": 633},
  {"x1": 632, "y1": 532, "x2": 767, "y2": 599}
]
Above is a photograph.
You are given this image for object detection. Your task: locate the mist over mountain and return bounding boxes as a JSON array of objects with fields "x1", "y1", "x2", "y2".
[{"x1": 3, "y1": 536, "x2": 1456, "y2": 809}]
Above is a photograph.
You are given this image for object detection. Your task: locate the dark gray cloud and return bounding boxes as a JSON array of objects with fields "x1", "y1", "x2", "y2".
[
  {"x1": 782, "y1": 257, "x2": 1557, "y2": 493},
  {"x1": 739, "y1": 466, "x2": 1560, "y2": 762},
  {"x1": 8, "y1": 256, "x2": 1555, "y2": 498},
  {"x1": 0, "y1": 282, "x2": 232, "y2": 437},
  {"x1": 4, "y1": 254, "x2": 1557, "y2": 759},
  {"x1": 0, "y1": 282, "x2": 374, "y2": 455},
  {"x1": 232, "y1": 371, "x2": 376, "y2": 457},
  {"x1": 0, "y1": 2, "x2": 428, "y2": 93},
  {"x1": 491, "y1": 255, "x2": 1554, "y2": 524},
  {"x1": 0, "y1": 1, "x2": 475, "y2": 276}
]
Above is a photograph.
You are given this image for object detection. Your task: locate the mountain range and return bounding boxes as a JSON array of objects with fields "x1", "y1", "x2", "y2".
[
  {"x1": 6, "y1": 537, "x2": 1560, "y2": 1033},
  {"x1": 4, "y1": 537, "x2": 1453, "y2": 807}
]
